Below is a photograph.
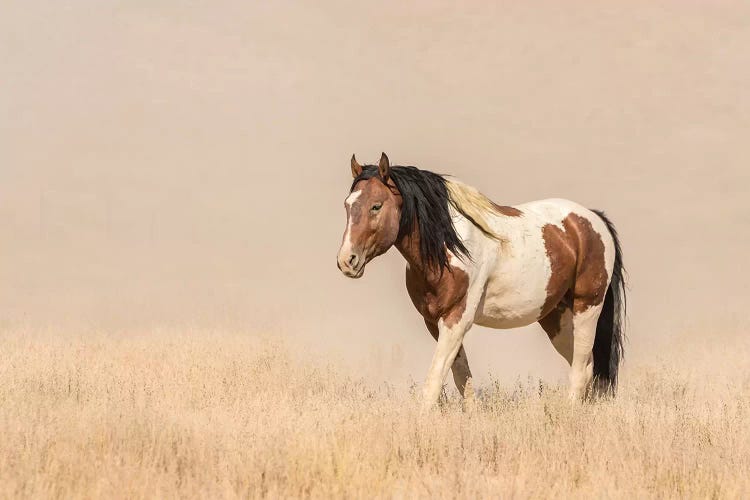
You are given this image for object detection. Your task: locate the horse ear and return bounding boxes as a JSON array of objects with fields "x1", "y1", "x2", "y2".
[
  {"x1": 378, "y1": 152, "x2": 390, "y2": 181},
  {"x1": 351, "y1": 154, "x2": 363, "y2": 178}
]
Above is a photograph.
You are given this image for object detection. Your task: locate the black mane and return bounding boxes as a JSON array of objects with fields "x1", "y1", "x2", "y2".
[{"x1": 351, "y1": 165, "x2": 469, "y2": 270}]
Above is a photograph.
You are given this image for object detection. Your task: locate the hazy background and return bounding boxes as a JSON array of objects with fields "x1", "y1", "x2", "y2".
[{"x1": 2, "y1": 0, "x2": 748, "y2": 384}]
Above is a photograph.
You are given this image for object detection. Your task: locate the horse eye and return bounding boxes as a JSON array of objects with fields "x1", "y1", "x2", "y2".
[{"x1": 371, "y1": 203, "x2": 382, "y2": 212}]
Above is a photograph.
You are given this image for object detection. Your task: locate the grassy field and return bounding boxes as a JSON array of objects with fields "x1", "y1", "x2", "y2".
[{"x1": 0, "y1": 329, "x2": 748, "y2": 499}]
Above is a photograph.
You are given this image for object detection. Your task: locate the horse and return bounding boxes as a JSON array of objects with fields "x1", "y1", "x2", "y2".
[{"x1": 337, "y1": 153, "x2": 626, "y2": 407}]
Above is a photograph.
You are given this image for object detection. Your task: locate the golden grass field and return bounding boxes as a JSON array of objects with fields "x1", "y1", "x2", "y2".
[{"x1": 1, "y1": 329, "x2": 748, "y2": 499}]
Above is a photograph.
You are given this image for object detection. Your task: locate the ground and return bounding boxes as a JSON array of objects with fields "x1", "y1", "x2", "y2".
[{"x1": 0, "y1": 329, "x2": 747, "y2": 499}]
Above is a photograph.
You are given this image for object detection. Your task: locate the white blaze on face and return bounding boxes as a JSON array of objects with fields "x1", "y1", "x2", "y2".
[
  {"x1": 345, "y1": 190, "x2": 362, "y2": 208},
  {"x1": 339, "y1": 190, "x2": 362, "y2": 263},
  {"x1": 343, "y1": 190, "x2": 362, "y2": 246}
]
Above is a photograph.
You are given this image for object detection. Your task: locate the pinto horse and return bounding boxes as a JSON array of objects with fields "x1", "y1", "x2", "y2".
[{"x1": 337, "y1": 153, "x2": 626, "y2": 407}]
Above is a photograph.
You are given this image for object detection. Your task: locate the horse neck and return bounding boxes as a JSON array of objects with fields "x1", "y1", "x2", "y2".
[
  {"x1": 394, "y1": 224, "x2": 427, "y2": 272},
  {"x1": 394, "y1": 224, "x2": 455, "y2": 283}
]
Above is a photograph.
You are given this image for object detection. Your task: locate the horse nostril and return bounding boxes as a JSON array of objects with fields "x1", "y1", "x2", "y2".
[{"x1": 348, "y1": 254, "x2": 358, "y2": 267}]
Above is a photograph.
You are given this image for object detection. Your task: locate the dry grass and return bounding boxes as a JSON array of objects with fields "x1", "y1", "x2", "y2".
[{"x1": 0, "y1": 329, "x2": 748, "y2": 499}]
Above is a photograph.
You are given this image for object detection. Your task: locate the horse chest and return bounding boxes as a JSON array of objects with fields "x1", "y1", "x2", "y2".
[{"x1": 404, "y1": 265, "x2": 469, "y2": 325}]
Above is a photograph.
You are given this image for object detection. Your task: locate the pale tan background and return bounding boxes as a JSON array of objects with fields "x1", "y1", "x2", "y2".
[{"x1": 2, "y1": 1, "x2": 748, "y2": 383}]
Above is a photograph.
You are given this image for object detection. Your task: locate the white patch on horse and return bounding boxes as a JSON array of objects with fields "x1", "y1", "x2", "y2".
[
  {"x1": 345, "y1": 190, "x2": 362, "y2": 208},
  {"x1": 421, "y1": 317, "x2": 468, "y2": 405},
  {"x1": 569, "y1": 304, "x2": 603, "y2": 401},
  {"x1": 470, "y1": 201, "x2": 560, "y2": 329},
  {"x1": 421, "y1": 292, "x2": 481, "y2": 409},
  {"x1": 341, "y1": 190, "x2": 362, "y2": 251},
  {"x1": 446, "y1": 248, "x2": 468, "y2": 273}
]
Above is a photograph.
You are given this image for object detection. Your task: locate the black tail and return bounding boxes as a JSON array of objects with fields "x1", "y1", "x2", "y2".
[{"x1": 591, "y1": 210, "x2": 626, "y2": 395}]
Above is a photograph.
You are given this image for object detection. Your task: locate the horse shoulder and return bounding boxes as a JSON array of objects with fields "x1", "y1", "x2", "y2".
[{"x1": 404, "y1": 256, "x2": 471, "y2": 327}]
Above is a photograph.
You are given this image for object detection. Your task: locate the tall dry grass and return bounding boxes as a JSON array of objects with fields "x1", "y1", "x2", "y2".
[{"x1": 0, "y1": 329, "x2": 748, "y2": 499}]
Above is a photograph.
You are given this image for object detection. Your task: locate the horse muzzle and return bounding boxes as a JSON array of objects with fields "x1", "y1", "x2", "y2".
[{"x1": 337, "y1": 252, "x2": 366, "y2": 279}]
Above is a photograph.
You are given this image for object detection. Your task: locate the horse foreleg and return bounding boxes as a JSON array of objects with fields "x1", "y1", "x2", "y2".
[
  {"x1": 424, "y1": 320, "x2": 473, "y2": 396},
  {"x1": 422, "y1": 317, "x2": 473, "y2": 409}
]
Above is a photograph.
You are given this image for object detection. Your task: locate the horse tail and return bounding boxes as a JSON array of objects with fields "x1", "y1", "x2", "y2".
[{"x1": 591, "y1": 209, "x2": 626, "y2": 395}]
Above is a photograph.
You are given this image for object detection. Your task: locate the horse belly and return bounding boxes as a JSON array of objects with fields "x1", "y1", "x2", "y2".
[{"x1": 474, "y1": 291, "x2": 545, "y2": 328}]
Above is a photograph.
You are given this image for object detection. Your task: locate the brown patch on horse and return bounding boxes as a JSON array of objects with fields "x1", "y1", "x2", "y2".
[
  {"x1": 565, "y1": 213, "x2": 608, "y2": 313},
  {"x1": 401, "y1": 234, "x2": 469, "y2": 329},
  {"x1": 540, "y1": 213, "x2": 609, "y2": 318},
  {"x1": 539, "y1": 292, "x2": 573, "y2": 339},
  {"x1": 423, "y1": 319, "x2": 440, "y2": 341},
  {"x1": 491, "y1": 202, "x2": 523, "y2": 217},
  {"x1": 539, "y1": 307, "x2": 562, "y2": 339},
  {"x1": 540, "y1": 223, "x2": 577, "y2": 318}
]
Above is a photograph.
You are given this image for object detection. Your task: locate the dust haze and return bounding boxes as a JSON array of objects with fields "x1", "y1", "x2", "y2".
[{"x1": 2, "y1": 1, "x2": 748, "y2": 384}]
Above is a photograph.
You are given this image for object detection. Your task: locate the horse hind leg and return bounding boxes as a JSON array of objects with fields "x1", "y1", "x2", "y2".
[
  {"x1": 539, "y1": 301, "x2": 575, "y2": 366},
  {"x1": 568, "y1": 301, "x2": 604, "y2": 402},
  {"x1": 451, "y1": 345, "x2": 473, "y2": 396}
]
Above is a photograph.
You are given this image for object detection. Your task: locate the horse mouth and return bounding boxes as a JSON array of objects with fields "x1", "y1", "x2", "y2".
[
  {"x1": 340, "y1": 263, "x2": 365, "y2": 279},
  {"x1": 345, "y1": 266, "x2": 365, "y2": 279}
]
